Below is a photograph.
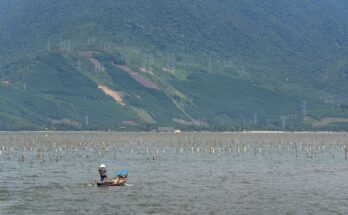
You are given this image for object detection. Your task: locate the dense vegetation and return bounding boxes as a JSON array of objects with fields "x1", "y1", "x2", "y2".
[
  {"x1": 1, "y1": 53, "x2": 138, "y2": 130},
  {"x1": 1, "y1": 0, "x2": 348, "y2": 130}
]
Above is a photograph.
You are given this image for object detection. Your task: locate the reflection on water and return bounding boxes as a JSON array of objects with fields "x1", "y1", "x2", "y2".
[{"x1": 1, "y1": 132, "x2": 348, "y2": 214}]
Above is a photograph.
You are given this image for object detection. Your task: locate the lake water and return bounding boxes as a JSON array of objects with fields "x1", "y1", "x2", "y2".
[{"x1": 1, "y1": 132, "x2": 348, "y2": 214}]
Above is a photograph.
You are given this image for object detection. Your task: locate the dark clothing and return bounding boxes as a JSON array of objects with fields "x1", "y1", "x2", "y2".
[
  {"x1": 99, "y1": 167, "x2": 107, "y2": 181},
  {"x1": 100, "y1": 175, "x2": 107, "y2": 181}
]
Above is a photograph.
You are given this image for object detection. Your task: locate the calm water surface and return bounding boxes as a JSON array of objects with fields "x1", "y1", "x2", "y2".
[{"x1": 0, "y1": 132, "x2": 348, "y2": 214}]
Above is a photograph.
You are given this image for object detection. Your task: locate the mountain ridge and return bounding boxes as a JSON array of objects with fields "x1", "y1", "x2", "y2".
[{"x1": 1, "y1": 0, "x2": 348, "y2": 130}]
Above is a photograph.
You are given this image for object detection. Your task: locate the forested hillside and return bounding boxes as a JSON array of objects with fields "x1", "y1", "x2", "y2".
[{"x1": 1, "y1": 0, "x2": 348, "y2": 130}]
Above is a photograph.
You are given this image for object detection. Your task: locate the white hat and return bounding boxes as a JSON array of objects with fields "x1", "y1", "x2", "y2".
[{"x1": 99, "y1": 164, "x2": 106, "y2": 168}]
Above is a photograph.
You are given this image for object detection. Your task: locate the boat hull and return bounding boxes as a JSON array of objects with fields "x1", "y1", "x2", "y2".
[{"x1": 97, "y1": 177, "x2": 127, "y2": 187}]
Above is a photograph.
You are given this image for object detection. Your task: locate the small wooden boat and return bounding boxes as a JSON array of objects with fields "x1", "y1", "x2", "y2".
[
  {"x1": 97, "y1": 177, "x2": 127, "y2": 187},
  {"x1": 97, "y1": 169, "x2": 128, "y2": 187}
]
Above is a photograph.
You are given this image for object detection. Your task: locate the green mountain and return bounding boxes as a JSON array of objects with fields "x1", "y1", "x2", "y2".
[{"x1": 1, "y1": 0, "x2": 348, "y2": 130}]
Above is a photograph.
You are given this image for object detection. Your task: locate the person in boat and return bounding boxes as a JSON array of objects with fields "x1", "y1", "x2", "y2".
[{"x1": 98, "y1": 164, "x2": 108, "y2": 182}]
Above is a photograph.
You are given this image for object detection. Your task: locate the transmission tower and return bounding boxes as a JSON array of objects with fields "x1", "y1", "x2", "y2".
[
  {"x1": 167, "y1": 53, "x2": 176, "y2": 70},
  {"x1": 78, "y1": 56, "x2": 81, "y2": 72},
  {"x1": 281, "y1": 116, "x2": 287, "y2": 130},
  {"x1": 302, "y1": 101, "x2": 307, "y2": 121},
  {"x1": 142, "y1": 54, "x2": 147, "y2": 69},
  {"x1": 148, "y1": 54, "x2": 154, "y2": 73},
  {"x1": 208, "y1": 58, "x2": 212, "y2": 73},
  {"x1": 47, "y1": 39, "x2": 51, "y2": 52}
]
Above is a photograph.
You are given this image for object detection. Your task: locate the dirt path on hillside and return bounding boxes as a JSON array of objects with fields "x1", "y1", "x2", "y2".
[
  {"x1": 98, "y1": 85, "x2": 125, "y2": 106},
  {"x1": 113, "y1": 64, "x2": 160, "y2": 89}
]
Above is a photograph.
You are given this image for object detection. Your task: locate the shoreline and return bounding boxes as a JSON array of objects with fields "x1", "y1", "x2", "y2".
[{"x1": 0, "y1": 130, "x2": 346, "y2": 134}]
